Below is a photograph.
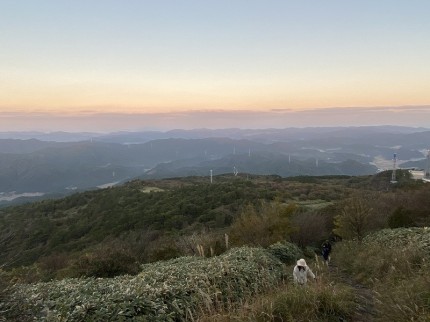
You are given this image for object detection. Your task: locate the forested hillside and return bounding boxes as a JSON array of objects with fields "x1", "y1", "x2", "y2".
[
  {"x1": 1, "y1": 170, "x2": 427, "y2": 271},
  {"x1": 0, "y1": 174, "x2": 346, "y2": 269}
]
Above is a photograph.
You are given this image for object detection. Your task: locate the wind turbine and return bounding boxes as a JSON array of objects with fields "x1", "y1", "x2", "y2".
[{"x1": 233, "y1": 166, "x2": 238, "y2": 176}]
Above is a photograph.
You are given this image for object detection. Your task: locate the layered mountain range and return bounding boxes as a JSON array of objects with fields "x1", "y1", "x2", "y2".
[{"x1": 1, "y1": 126, "x2": 429, "y2": 205}]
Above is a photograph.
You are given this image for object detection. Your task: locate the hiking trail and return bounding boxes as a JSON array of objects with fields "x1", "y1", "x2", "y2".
[{"x1": 326, "y1": 261, "x2": 377, "y2": 322}]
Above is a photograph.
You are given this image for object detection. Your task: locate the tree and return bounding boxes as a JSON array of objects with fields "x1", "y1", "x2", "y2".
[
  {"x1": 229, "y1": 201, "x2": 296, "y2": 247},
  {"x1": 290, "y1": 211, "x2": 328, "y2": 248},
  {"x1": 388, "y1": 206, "x2": 414, "y2": 228},
  {"x1": 334, "y1": 197, "x2": 373, "y2": 241}
]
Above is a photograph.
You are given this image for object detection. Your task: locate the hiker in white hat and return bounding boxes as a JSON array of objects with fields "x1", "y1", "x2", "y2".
[{"x1": 293, "y1": 258, "x2": 316, "y2": 285}]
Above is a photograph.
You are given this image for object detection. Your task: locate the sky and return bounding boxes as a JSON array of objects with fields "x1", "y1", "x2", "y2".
[{"x1": 1, "y1": 0, "x2": 430, "y2": 132}]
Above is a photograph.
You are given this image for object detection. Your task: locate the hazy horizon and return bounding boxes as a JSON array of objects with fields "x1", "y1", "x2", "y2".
[{"x1": 1, "y1": 105, "x2": 430, "y2": 133}]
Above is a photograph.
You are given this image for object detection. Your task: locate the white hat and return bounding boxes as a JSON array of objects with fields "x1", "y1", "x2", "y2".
[{"x1": 297, "y1": 258, "x2": 307, "y2": 266}]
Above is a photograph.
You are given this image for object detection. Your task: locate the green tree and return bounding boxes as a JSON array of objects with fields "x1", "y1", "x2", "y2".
[{"x1": 388, "y1": 206, "x2": 414, "y2": 228}]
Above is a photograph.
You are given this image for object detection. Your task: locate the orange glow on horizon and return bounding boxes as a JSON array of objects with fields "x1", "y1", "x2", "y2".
[
  {"x1": 1, "y1": 85, "x2": 429, "y2": 113},
  {"x1": 1, "y1": 72, "x2": 430, "y2": 115}
]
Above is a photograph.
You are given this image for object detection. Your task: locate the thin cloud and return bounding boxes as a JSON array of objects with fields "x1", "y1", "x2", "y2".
[
  {"x1": 298, "y1": 105, "x2": 430, "y2": 114},
  {"x1": 270, "y1": 108, "x2": 294, "y2": 112},
  {"x1": 1, "y1": 106, "x2": 430, "y2": 132}
]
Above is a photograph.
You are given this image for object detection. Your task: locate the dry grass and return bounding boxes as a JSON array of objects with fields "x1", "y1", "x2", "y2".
[
  {"x1": 334, "y1": 236, "x2": 430, "y2": 321},
  {"x1": 197, "y1": 263, "x2": 356, "y2": 322},
  {"x1": 374, "y1": 274, "x2": 430, "y2": 322}
]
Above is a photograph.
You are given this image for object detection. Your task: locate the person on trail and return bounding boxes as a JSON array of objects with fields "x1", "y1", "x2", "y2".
[
  {"x1": 293, "y1": 258, "x2": 315, "y2": 285},
  {"x1": 321, "y1": 240, "x2": 332, "y2": 265}
]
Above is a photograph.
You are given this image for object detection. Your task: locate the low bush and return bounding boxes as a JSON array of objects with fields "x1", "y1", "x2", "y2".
[
  {"x1": 2, "y1": 247, "x2": 285, "y2": 321},
  {"x1": 72, "y1": 243, "x2": 140, "y2": 278},
  {"x1": 363, "y1": 227, "x2": 430, "y2": 254},
  {"x1": 0, "y1": 269, "x2": 12, "y2": 322},
  {"x1": 388, "y1": 206, "x2": 415, "y2": 228},
  {"x1": 267, "y1": 241, "x2": 303, "y2": 264}
]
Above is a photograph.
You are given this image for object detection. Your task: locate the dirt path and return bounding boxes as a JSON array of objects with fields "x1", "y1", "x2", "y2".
[{"x1": 327, "y1": 262, "x2": 377, "y2": 322}]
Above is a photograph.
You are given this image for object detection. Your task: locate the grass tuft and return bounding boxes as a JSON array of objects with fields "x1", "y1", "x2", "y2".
[{"x1": 333, "y1": 228, "x2": 430, "y2": 321}]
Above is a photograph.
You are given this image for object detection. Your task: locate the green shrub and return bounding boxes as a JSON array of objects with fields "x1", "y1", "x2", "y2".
[
  {"x1": 267, "y1": 241, "x2": 303, "y2": 264},
  {"x1": 4, "y1": 247, "x2": 285, "y2": 321},
  {"x1": 73, "y1": 244, "x2": 139, "y2": 278},
  {"x1": 388, "y1": 206, "x2": 415, "y2": 228},
  {"x1": 303, "y1": 246, "x2": 319, "y2": 258},
  {"x1": 148, "y1": 245, "x2": 182, "y2": 262},
  {"x1": 363, "y1": 227, "x2": 430, "y2": 254},
  {"x1": 0, "y1": 269, "x2": 12, "y2": 308}
]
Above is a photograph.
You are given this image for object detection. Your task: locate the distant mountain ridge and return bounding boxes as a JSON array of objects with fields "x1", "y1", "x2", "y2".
[
  {"x1": 143, "y1": 153, "x2": 377, "y2": 179},
  {"x1": 0, "y1": 131, "x2": 98, "y2": 142},
  {"x1": 0, "y1": 126, "x2": 428, "y2": 203},
  {"x1": 2, "y1": 125, "x2": 428, "y2": 143}
]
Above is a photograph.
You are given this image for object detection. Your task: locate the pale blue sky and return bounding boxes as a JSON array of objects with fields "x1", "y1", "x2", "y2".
[{"x1": 1, "y1": 1, "x2": 430, "y2": 130}]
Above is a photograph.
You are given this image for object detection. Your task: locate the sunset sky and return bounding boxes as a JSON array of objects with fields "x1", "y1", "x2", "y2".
[{"x1": 1, "y1": 1, "x2": 430, "y2": 131}]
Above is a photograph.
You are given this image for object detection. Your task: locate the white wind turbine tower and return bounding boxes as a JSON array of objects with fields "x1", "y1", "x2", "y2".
[
  {"x1": 425, "y1": 149, "x2": 430, "y2": 179},
  {"x1": 390, "y1": 153, "x2": 398, "y2": 184}
]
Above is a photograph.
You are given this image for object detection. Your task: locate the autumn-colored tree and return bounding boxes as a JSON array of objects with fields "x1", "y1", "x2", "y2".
[
  {"x1": 334, "y1": 197, "x2": 373, "y2": 241},
  {"x1": 229, "y1": 201, "x2": 296, "y2": 247}
]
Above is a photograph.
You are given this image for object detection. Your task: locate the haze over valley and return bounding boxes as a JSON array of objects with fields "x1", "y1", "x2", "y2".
[{"x1": 1, "y1": 126, "x2": 429, "y2": 206}]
